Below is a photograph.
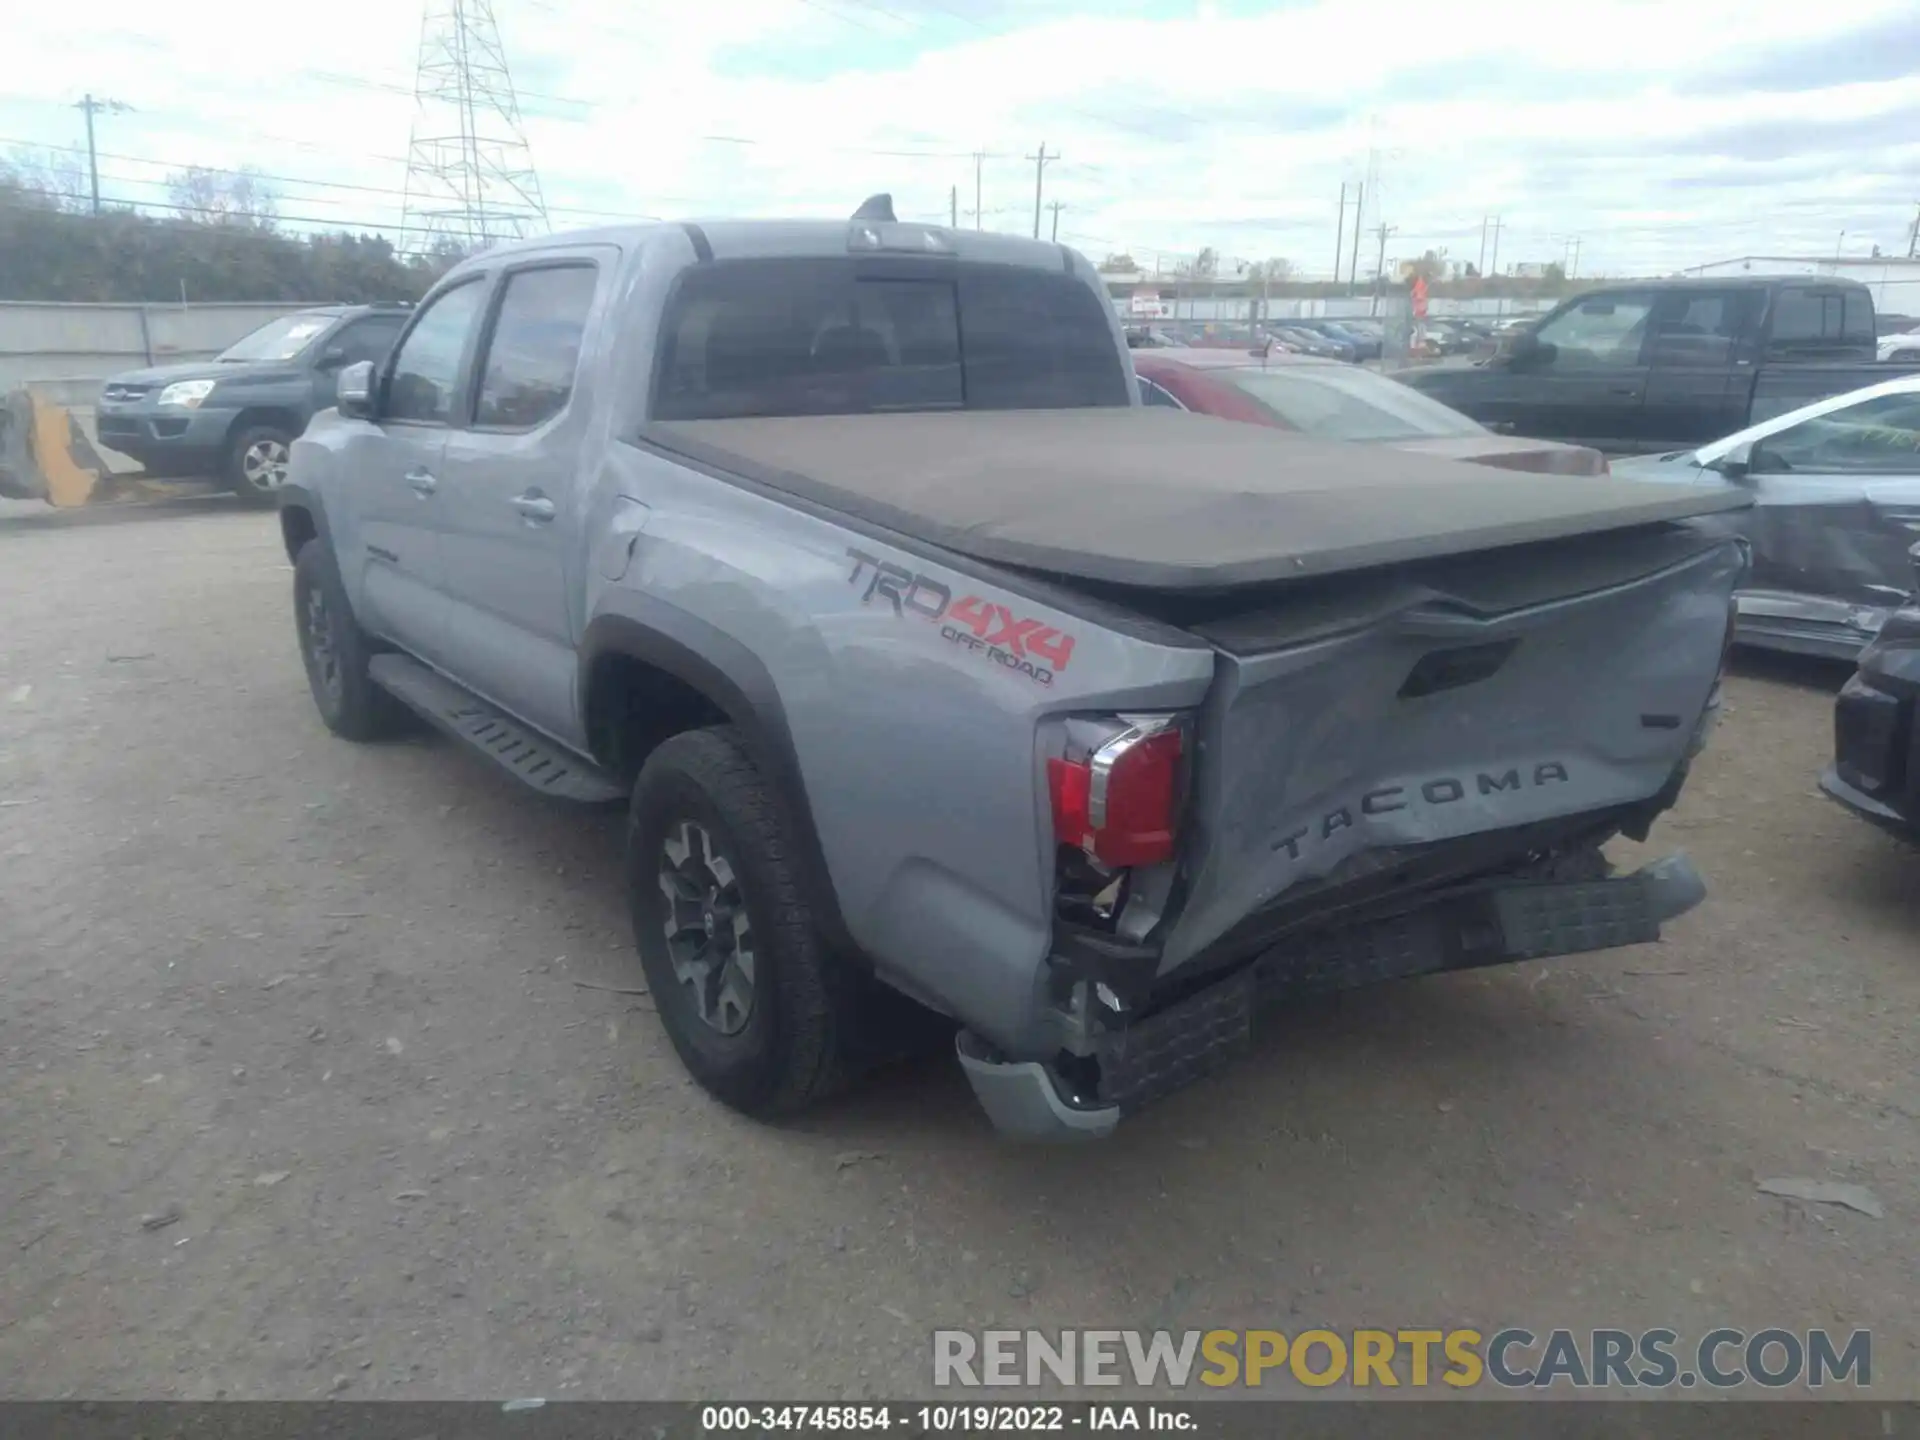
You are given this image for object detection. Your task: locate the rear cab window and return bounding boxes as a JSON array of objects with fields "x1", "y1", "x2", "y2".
[{"x1": 649, "y1": 258, "x2": 1130, "y2": 420}]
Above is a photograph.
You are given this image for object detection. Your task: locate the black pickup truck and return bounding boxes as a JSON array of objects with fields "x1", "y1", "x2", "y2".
[{"x1": 1402, "y1": 276, "x2": 1915, "y2": 454}]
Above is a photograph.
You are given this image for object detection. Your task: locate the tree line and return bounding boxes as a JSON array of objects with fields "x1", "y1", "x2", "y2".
[{"x1": 0, "y1": 149, "x2": 463, "y2": 304}]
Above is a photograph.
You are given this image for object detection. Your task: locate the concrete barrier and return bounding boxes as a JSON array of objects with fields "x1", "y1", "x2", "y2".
[{"x1": 0, "y1": 300, "x2": 329, "y2": 401}]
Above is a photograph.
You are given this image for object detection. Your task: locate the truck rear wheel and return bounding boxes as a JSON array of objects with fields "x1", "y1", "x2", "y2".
[
  {"x1": 626, "y1": 726, "x2": 862, "y2": 1118},
  {"x1": 292, "y1": 539, "x2": 407, "y2": 742}
]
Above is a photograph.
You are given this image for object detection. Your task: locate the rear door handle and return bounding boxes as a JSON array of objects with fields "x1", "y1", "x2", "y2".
[
  {"x1": 406, "y1": 469, "x2": 437, "y2": 496},
  {"x1": 511, "y1": 492, "x2": 557, "y2": 524},
  {"x1": 1607, "y1": 386, "x2": 1640, "y2": 396}
]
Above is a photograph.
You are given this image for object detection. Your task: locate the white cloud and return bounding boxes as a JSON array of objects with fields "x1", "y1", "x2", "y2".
[{"x1": 4, "y1": 0, "x2": 1918, "y2": 274}]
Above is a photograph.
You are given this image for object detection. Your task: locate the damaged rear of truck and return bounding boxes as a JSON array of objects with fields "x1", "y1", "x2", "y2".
[
  {"x1": 282, "y1": 217, "x2": 1750, "y2": 1139},
  {"x1": 640, "y1": 408, "x2": 1749, "y2": 1139}
]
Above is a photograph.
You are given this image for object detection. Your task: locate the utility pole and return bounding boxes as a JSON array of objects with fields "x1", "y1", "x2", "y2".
[
  {"x1": 1334, "y1": 182, "x2": 1347, "y2": 285},
  {"x1": 1047, "y1": 199, "x2": 1065, "y2": 243},
  {"x1": 1567, "y1": 236, "x2": 1582, "y2": 278},
  {"x1": 1027, "y1": 143, "x2": 1056, "y2": 240},
  {"x1": 74, "y1": 94, "x2": 131, "y2": 215},
  {"x1": 1371, "y1": 221, "x2": 1398, "y2": 315},
  {"x1": 1347, "y1": 181, "x2": 1365, "y2": 290},
  {"x1": 1487, "y1": 215, "x2": 1503, "y2": 277},
  {"x1": 1478, "y1": 216, "x2": 1489, "y2": 276},
  {"x1": 950, "y1": 185, "x2": 957, "y2": 228},
  {"x1": 1908, "y1": 203, "x2": 1920, "y2": 259},
  {"x1": 972, "y1": 150, "x2": 985, "y2": 232}
]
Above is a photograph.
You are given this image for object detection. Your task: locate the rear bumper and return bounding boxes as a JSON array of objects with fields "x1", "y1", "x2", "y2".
[{"x1": 957, "y1": 852, "x2": 1706, "y2": 1140}]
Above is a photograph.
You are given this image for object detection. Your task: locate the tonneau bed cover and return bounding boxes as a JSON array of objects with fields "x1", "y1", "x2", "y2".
[{"x1": 643, "y1": 409, "x2": 1751, "y2": 592}]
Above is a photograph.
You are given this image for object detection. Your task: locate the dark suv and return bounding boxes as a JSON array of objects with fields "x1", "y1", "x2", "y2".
[{"x1": 96, "y1": 303, "x2": 411, "y2": 502}]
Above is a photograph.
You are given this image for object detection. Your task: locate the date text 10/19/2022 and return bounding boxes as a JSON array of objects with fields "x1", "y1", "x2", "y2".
[{"x1": 701, "y1": 1405, "x2": 1193, "y2": 1432}]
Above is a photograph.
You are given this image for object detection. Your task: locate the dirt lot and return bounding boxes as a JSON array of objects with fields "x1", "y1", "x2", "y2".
[{"x1": 2, "y1": 501, "x2": 1916, "y2": 1400}]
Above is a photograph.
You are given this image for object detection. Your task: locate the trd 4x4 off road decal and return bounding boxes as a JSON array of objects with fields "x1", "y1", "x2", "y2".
[{"x1": 845, "y1": 548, "x2": 1075, "y2": 686}]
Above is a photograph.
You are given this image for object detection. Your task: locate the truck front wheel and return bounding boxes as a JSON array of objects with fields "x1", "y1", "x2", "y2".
[
  {"x1": 292, "y1": 539, "x2": 407, "y2": 742},
  {"x1": 626, "y1": 726, "x2": 862, "y2": 1118}
]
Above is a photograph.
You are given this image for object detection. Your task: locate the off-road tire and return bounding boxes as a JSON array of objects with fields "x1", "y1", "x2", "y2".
[
  {"x1": 225, "y1": 424, "x2": 296, "y2": 505},
  {"x1": 292, "y1": 539, "x2": 408, "y2": 742},
  {"x1": 627, "y1": 725, "x2": 867, "y2": 1118}
]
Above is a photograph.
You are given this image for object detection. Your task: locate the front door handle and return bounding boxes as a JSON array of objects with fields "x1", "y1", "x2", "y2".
[
  {"x1": 1607, "y1": 386, "x2": 1640, "y2": 396},
  {"x1": 511, "y1": 492, "x2": 557, "y2": 524},
  {"x1": 406, "y1": 469, "x2": 437, "y2": 496}
]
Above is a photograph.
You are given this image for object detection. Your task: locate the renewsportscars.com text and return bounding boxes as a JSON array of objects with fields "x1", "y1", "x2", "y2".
[{"x1": 932, "y1": 1327, "x2": 1871, "y2": 1391}]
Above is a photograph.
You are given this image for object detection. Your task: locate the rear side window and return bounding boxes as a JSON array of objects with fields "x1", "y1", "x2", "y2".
[
  {"x1": 1646, "y1": 291, "x2": 1754, "y2": 366},
  {"x1": 1768, "y1": 287, "x2": 1871, "y2": 352},
  {"x1": 651, "y1": 259, "x2": 1128, "y2": 420},
  {"x1": 475, "y1": 265, "x2": 598, "y2": 429}
]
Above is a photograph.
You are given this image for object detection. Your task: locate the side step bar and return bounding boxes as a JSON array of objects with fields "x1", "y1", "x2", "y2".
[{"x1": 367, "y1": 653, "x2": 625, "y2": 803}]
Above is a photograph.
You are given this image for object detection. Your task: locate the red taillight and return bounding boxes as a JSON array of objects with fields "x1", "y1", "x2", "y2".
[{"x1": 1048, "y1": 720, "x2": 1184, "y2": 868}]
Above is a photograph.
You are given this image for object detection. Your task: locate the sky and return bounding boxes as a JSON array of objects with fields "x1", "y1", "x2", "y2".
[{"x1": 4, "y1": 0, "x2": 1920, "y2": 279}]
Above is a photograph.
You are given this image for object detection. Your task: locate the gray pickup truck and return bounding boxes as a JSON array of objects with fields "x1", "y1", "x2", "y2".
[{"x1": 277, "y1": 203, "x2": 1751, "y2": 1139}]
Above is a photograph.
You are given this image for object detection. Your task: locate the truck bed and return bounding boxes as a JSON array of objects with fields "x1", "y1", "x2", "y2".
[{"x1": 644, "y1": 409, "x2": 1750, "y2": 592}]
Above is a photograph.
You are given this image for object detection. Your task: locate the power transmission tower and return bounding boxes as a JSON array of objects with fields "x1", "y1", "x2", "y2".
[
  {"x1": 74, "y1": 95, "x2": 133, "y2": 215},
  {"x1": 1047, "y1": 200, "x2": 1065, "y2": 243},
  {"x1": 1487, "y1": 215, "x2": 1503, "y2": 277},
  {"x1": 400, "y1": 0, "x2": 548, "y2": 254},
  {"x1": 1334, "y1": 183, "x2": 1347, "y2": 283},
  {"x1": 1908, "y1": 203, "x2": 1919, "y2": 259},
  {"x1": 1027, "y1": 143, "x2": 1056, "y2": 240},
  {"x1": 1347, "y1": 181, "x2": 1364, "y2": 289}
]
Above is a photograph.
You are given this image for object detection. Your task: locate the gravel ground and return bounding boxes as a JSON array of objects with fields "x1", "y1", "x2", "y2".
[{"x1": 1, "y1": 501, "x2": 1915, "y2": 1400}]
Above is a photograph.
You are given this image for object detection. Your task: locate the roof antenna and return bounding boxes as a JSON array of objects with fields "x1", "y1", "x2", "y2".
[{"x1": 851, "y1": 193, "x2": 896, "y2": 222}]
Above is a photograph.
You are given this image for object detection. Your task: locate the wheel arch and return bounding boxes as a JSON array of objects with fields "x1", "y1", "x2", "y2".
[
  {"x1": 276, "y1": 482, "x2": 327, "y2": 564},
  {"x1": 580, "y1": 609, "x2": 858, "y2": 959},
  {"x1": 229, "y1": 405, "x2": 305, "y2": 444}
]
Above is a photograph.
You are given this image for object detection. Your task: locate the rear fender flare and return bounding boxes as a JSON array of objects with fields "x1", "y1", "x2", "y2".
[{"x1": 579, "y1": 609, "x2": 856, "y2": 959}]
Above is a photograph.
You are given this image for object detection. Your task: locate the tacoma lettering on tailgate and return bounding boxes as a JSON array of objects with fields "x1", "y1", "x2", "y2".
[
  {"x1": 845, "y1": 547, "x2": 1075, "y2": 686},
  {"x1": 1273, "y1": 763, "x2": 1572, "y2": 861}
]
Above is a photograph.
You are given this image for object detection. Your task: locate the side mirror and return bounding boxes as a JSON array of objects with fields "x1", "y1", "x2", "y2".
[
  {"x1": 335, "y1": 360, "x2": 377, "y2": 420},
  {"x1": 316, "y1": 345, "x2": 350, "y2": 371},
  {"x1": 1711, "y1": 439, "x2": 1756, "y2": 480}
]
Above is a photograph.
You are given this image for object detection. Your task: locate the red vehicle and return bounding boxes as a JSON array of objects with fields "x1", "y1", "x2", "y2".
[{"x1": 1131, "y1": 348, "x2": 1609, "y2": 475}]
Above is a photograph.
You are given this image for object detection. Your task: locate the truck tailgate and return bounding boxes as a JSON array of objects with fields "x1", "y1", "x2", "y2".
[
  {"x1": 1157, "y1": 524, "x2": 1746, "y2": 970},
  {"x1": 642, "y1": 410, "x2": 1750, "y2": 591}
]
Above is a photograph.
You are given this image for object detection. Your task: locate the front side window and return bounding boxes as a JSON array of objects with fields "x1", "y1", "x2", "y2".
[
  {"x1": 651, "y1": 259, "x2": 1129, "y2": 421},
  {"x1": 1758, "y1": 391, "x2": 1920, "y2": 474},
  {"x1": 1533, "y1": 293, "x2": 1655, "y2": 368},
  {"x1": 475, "y1": 266, "x2": 598, "y2": 429},
  {"x1": 1220, "y1": 364, "x2": 1485, "y2": 442},
  {"x1": 386, "y1": 281, "x2": 487, "y2": 424}
]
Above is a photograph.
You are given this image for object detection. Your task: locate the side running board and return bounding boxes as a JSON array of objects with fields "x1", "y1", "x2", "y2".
[{"x1": 367, "y1": 653, "x2": 625, "y2": 803}]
